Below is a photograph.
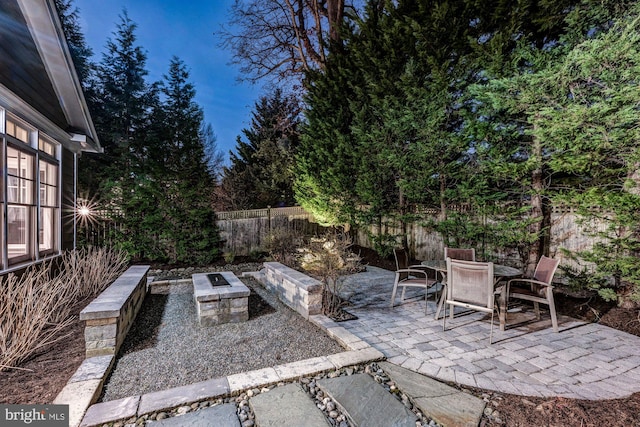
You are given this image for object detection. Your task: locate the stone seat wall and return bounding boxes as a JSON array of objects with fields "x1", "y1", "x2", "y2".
[
  {"x1": 79, "y1": 265, "x2": 150, "y2": 358},
  {"x1": 262, "y1": 262, "x2": 323, "y2": 319}
]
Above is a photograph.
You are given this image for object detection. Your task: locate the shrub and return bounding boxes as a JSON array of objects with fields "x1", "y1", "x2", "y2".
[
  {"x1": 299, "y1": 231, "x2": 362, "y2": 318},
  {"x1": 264, "y1": 227, "x2": 304, "y2": 266},
  {"x1": 61, "y1": 246, "x2": 130, "y2": 299},
  {"x1": 0, "y1": 247, "x2": 129, "y2": 371},
  {"x1": 223, "y1": 251, "x2": 236, "y2": 263}
]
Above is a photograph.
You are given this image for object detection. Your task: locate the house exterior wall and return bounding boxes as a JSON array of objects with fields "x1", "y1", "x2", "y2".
[
  {"x1": 0, "y1": 0, "x2": 100, "y2": 275},
  {"x1": 61, "y1": 147, "x2": 76, "y2": 251}
]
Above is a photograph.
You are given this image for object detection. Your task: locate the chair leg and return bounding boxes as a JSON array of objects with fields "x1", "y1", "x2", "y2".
[
  {"x1": 489, "y1": 310, "x2": 494, "y2": 345},
  {"x1": 442, "y1": 303, "x2": 447, "y2": 331},
  {"x1": 390, "y1": 277, "x2": 399, "y2": 308},
  {"x1": 424, "y1": 289, "x2": 428, "y2": 315},
  {"x1": 533, "y1": 301, "x2": 541, "y2": 320},
  {"x1": 548, "y1": 293, "x2": 559, "y2": 332},
  {"x1": 401, "y1": 286, "x2": 406, "y2": 302}
]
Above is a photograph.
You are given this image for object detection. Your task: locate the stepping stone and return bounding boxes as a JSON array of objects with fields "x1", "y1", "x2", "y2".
[
  {"x1": 379, "y1": 361, "x2": 485, "y2": 427},
  {"x1": 317, "y1": 373, "x2": 417, "y2": 427},
  {"x1": 250, "y1": 383, "x2": 330, "y2": 427},
  {"x1": 149, "y1": 404, "x2": 239, "y2": 427}
]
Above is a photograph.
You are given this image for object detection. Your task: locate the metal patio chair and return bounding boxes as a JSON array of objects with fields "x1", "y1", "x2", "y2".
[
  {"x1": 443, "y1": 258, "x2": 498, "y2": 344},
  {"x1": 390, "y1": 248, "x2": 437, "y2": 314},
  {"x1": 506, "y1": 255, "x2": 560, "y2": 332},
  {"x1": 444, "y1": 247, "x2": 476, "y2": 261}
]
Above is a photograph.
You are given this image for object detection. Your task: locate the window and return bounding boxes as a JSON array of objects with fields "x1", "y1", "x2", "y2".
[
  {"x1": 39, "y1": 159, "x2": 58, "y2": 255},
  {"x1": 7, "y1": 146, "x2": 34, "y2": 263},
  {"x1": 39, "y1": 137, "x2": 56, "y2": 156},
  {"x1": 6, "y1": 119, "x2": 29, "y2": 144},
  {"x1": 1, "y1": 113, "x2": 61, "y2": 269}
]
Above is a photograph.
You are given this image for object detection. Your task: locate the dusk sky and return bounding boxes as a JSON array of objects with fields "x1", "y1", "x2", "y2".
[{"x1": 73, "y1": 0, "x2": 264, "y2": 163}]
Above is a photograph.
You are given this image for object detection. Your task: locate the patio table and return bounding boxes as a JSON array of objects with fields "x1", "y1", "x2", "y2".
[{"x1": 421, "y1": 260, "x2": 521, "y2": 330}]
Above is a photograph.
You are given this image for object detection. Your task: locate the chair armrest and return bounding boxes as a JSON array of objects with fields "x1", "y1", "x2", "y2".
[
  {"x1": 408, "y1": 265, "x2": 440, "y2": 280},
  {"x1": 507, "y1": 278, "x2": 553, "y2": 288},
  {"x1": 396, "y1": 268, "x2": 429, "y2": 276}
]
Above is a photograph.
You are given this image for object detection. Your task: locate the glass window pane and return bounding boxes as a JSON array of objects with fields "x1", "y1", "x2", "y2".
[
  {"x1": 8, "y1": 175, "x2": 18, "y2": 203},
  {"x1": 39, "y1": 207, "x2": 56, "y2": 252},
  {"x1": 6, "y1": 119, "x2": 29, "y2": 144},
  {"x1": 7, "y1": 147, "x2": 34, "y2": 204},
  {"x1": 38, "y1": 138, "x2": 56, "y2": 156},
  {"x1": 19, "y1": 151, "x2": 34, "y2": 178},
  {"x1": 40, "y1": 184, "x2": 57, "y2": 206},
  {"x1": 7, "y1": 205, "x2": 28, "y2": 258},
  {"x1": 39, "y1": 160, "x2": 57, "y2": 185}
]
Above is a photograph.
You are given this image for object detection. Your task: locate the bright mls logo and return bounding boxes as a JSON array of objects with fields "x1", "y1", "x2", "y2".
[{"x1": 1, "y1": 405, "x2": 68, "y2": 426}]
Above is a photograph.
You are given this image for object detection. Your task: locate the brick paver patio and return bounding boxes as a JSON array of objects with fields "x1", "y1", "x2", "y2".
[{"x1": 332, "y1": 267, "x2": 640, "y2": 400}]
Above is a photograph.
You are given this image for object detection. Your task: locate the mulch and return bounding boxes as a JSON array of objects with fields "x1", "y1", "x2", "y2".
[{"x1": 1, "y1": 249, "x2": 639, "y2": 427}]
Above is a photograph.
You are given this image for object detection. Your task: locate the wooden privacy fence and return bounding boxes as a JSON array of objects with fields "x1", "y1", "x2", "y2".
[
  {"x1": 216, "y1": 206, "x2": 326, "y2": 256},
  {"x1": 218, "y1": 206, "x2": 603, "y2": 271}
]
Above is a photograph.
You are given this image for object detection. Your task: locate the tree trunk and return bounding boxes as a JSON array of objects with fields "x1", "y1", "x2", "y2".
[
  {"x1": 439, "y1": 173, "x2": 447, "y2": 221},
  {"x1": 326, "y1": 0, "x2": 345, "y2": 42},
  {"x1": 527, "y1": 133, "x2": 545, "y2": 276}
]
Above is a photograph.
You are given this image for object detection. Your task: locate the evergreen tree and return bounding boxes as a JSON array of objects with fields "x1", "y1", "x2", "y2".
[
  {"x1": 296, "y1": 0, "x2": 595, "y2": 258},
  {"x1": 464, "y1": 0, "x2": 635, "y2": 272},
  {"x1": 153, "y1": 57, "x2": 220, "y2": 264},
  {"x1": 55, "y1": 0, "x2": 101, "y2": 198},
  {"x1": 221, "y1": 89, "x2": 301, "y2": 209},
  {"x1": 88, "y1": 10, "x2": 159, "y2": 260},
  {"x1": 477, "y1": 7, "x2": 640, "y2": 301}
]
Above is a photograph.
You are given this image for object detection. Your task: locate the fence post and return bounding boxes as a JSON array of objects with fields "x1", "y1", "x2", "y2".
[{"x1": 267, "y1": 206, "x2": 271, "y2": 235}]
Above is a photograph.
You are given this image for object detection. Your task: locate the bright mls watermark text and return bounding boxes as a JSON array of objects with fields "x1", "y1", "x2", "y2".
[{"x1": 1, "y1": 405, "x2": 68, "y2": 426}]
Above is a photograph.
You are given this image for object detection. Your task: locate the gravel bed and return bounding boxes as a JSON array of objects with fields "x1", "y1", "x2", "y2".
[{"x1": 99, "y1": 265, "x2": 345, "y2": 402}]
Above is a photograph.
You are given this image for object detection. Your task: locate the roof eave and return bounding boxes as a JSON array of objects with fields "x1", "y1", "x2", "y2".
[{"x1": 16, "y1": 0, "x2": 101, "y2": 153}]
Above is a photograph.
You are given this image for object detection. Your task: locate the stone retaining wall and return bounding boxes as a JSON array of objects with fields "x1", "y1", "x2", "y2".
[
  {"x1": 262, "y1": 262, "x2": 323, "y2": 319},
  {"x1": 79, "y1": 265, "x2": 150, "y2": 358}
]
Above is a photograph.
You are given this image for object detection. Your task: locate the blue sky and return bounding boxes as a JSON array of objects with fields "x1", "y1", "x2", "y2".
[{"x1": 73, "y1": 0, "x2": 264, "y2": 163}]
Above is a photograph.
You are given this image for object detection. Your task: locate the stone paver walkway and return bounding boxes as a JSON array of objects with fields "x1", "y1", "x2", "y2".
[{"x1": 330, "y1": 266, "x2": 640, "y2": 400}]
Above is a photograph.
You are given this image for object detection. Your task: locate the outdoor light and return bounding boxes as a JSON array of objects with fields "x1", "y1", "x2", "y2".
[{"x1": 79, "y1": 206, "x2": 91, "y2": 216}]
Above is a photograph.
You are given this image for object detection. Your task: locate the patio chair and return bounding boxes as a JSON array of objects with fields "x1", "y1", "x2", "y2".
[
  {"x1": 443, "y1": 258, "x2": 497, "y2": 344},
  {"x1": 390, "y1": 248, "x2": 437, "y2": 314},
  {"x1": 434, "y1": 247, "x2": 477, "y2": 319},
  {"x1": 506, "y1": 255, "x2": 560, "y2": 332},
  {"x1": 444, "y1": 247, "x2": 476, "y2": 261}
]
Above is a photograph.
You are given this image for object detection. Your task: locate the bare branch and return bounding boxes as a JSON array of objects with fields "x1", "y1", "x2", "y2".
[{"x1": 218, "y1": 0, "x2": 355, "y2": 86}]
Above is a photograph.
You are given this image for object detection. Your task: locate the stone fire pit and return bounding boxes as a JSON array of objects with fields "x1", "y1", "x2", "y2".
[{"x1": 192, "y1": 271, "x2": 250, "y2": 326}]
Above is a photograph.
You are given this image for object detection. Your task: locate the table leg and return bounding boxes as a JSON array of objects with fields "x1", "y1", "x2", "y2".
[
  {"x1": 435, "y1": 284, "x2": 446, "y2": 320},
  {"x1": 434, "y1": 272, "x2": 447, "y2": 320}
]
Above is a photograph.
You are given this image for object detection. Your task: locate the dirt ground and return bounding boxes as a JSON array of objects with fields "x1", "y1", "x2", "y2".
[{"x1": 1, "y1": 249, "x2": 640, "y2": 427}]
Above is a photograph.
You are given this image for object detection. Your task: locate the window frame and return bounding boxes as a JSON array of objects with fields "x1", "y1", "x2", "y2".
[{"x1": 1, "y1": 112, "x2": 61, "y2": 270}]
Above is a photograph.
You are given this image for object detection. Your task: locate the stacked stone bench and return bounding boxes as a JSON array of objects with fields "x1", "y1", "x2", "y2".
[
  {"x1": 56, "y1": 265, "x2": 149, "y2": 427},
  {"x1": 262, "y1": 262, "x2": 323, "y2": 319},
  {"x1": 79, "y1": 265, "x2": 150, "y2": 358},
  {"x1": 192, "y1": 271, "x2": 250, "y2": 326}
]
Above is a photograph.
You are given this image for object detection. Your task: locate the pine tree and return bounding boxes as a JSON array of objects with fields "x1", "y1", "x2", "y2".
[
  {"x1": 88, "y1": 10, "x2": 158, "y2": 260},
  {"x1": 153, "y1": 57, "x2": 220, "y2": 264},
  {"x1": 222, "y1": 89, "x2": 301, "y2": 209}
]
